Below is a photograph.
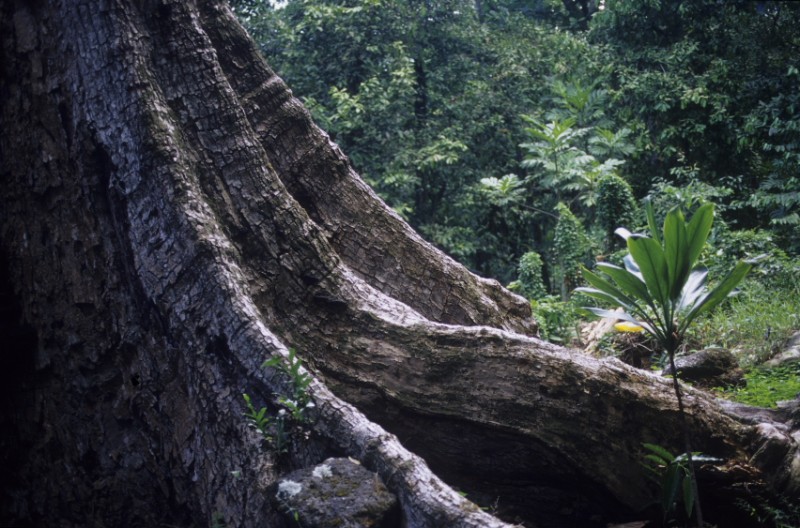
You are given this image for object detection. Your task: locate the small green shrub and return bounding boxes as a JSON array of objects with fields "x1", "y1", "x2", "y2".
[
  {"x1": 242, "y1": 349, "x2": 316, "y2": 456},
  {"x1": 531, "y1": 295, "x2": 582, "y2": 344},
  {"x1": 263, "y1": 348, "x2": 313, "y2": 409},
  {"x1": 243, "y1": 393, "x2": 272, "y2": 442},
  {"x1": 720, "y1": 363, "x2": 800, "y2": 408},
  {"x1": 514, "y1": 251, "x2": 548, "y2": 299},
  {"x1": 690, "y1": 280, "x2": 800, "y2": 366},
  {"x1": 641, "y1": 443, "x2": 719, "y2": 526},
  {"x1": 554, "y1": 202, "x2": 591, "y2": 300},
  {"x1": 596, "y1": 173, "x2": 638, "y2": 251}
]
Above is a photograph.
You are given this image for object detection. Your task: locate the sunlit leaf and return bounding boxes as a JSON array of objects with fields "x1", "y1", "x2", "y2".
[
  {"x1": 615, "y1": 322, "x2": 645, "y2": 333},
  {"x1": 596, "y1": 262, "x2": 652, "y2": 305},
  {"x1": 681, "y1": 259, "x2": 753, "y2": 332},
  {"x1": 685, "y1": 203, "x2": 714, "y2": 265},
  {"x1": 645, "y1": 199, "x2": 661, "y2": 244},
  {"x1": 627, "y1": 236, "x2": 670, "y2": 306},
  {"x1": 676, "y1": 268, "x2": 708, "y2": 312},
  {"x1": 663, "y1": 207, "x2": 690, "y2": 300}
]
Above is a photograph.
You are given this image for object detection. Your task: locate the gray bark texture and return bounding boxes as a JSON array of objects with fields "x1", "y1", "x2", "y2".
[{"x1": 0, "y1": 1, "x2": 798, "y2": 527}]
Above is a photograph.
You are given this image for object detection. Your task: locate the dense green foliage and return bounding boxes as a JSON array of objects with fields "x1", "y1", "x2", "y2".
[
  {"x1": 508, "y1": 251, "x2": 547, "y2": 299},
  {"x1": 596, "y1": 173, "x2": 637, "y2": 251},
  {"x1": 232, "y1": 1, "x2": 800, "y2": 376},
  {"x1": 553, "y1": 202, "x2": 591, "y2": 299},
  {"x1": 231, "y1": 2, "x2": 800, "y2": 520},
  {"x1": 231, "y1": 0, "x2": 799, "y2": 289}
]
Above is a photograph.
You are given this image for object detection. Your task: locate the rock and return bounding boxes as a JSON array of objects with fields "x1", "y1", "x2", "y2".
[
  {"x1": 777, "y1": 397, "x2": 800, "y2": 429},
  {"x1": 662, "y1": 347, "x2": 744, "y2": 388},
  {"x1": 765, "y1": 331, "x2": 800, "y2": 368},
  {"x1": 272, "y1": 457, "x2": 400, "y2": 528}
]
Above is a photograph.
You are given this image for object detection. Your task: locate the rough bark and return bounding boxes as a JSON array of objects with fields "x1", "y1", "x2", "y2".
[{"x1": 0, "y1": 1, "x2": 798, "y2": 528}]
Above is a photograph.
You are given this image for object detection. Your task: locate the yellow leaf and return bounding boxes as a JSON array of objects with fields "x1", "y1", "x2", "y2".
[{"x1": 614, "y1": 322, "x2": 645, "y2": 333}]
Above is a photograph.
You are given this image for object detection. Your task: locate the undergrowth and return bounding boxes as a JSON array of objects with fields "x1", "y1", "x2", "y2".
[
  {"x1": 689, "y1": 277, "x2": 800, "y2": 366},
  {"x1": 718, "y1": 363, "x2": 800, "y2": 408},
  {"x1": 530, "y1": 295, "x2": 583, "y2": 344}
]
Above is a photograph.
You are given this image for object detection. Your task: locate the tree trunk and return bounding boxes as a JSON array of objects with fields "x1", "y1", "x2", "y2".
[{"x1": 1, "y1": 1, "x2": 798, "y2": 528}]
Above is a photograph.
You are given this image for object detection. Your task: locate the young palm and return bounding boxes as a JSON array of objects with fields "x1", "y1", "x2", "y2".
[{"x1": 576, "y1": 202, "x2": 753, "y2": 527}]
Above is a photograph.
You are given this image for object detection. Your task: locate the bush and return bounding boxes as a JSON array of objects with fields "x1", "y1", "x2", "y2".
[
  {"x1": 705, "y1": 228, "x2": 800, "y2": 289},
  {"x1": 690, "y1": 279, "x2": 800, "y2": 366},
  {"x1": 512, "y1": 251, "x2": 547, "y2": 299},
  {"x1": 531, "y1": 295, "x2": 582, "y2": 344},
  {"x1": 553, "y1": 203, "x2": 591, "y2": 300},
  {"x1": 596, "y1": 173, "x2": 638, "y2": 251}
]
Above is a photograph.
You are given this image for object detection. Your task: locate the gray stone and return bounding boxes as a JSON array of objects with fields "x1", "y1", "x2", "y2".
[
  {"x1": 662, "y1": 347, "x2": 743, "y2": 388},
  {"x1": 272, "y1": 458, "x2": 400, "y2": 528},
  {"x1": 765, "y1": 331, "x2": 800, "y2": 368}
]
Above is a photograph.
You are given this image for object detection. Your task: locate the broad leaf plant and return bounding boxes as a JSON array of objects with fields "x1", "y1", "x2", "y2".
[{"x1": 577, "y1": 201, "x2": 754, "y2": 527}]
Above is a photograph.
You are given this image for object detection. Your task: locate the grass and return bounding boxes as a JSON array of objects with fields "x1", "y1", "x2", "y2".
[
  {"x1": 530, "y1": 295, "x2": 584, "y2": 344},
  {"x1": 689, "y1": 277, "x2": 800, "y2": 367},
  {"x1": 718, "y1": 363, "x2": 800, "y2": 408},
  {"x1": 688, "y1": 275, "x2": 800, "y2": 408}
]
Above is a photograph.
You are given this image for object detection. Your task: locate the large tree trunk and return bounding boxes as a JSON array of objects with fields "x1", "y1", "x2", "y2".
[{"x1": 1, "y1": 1, "x2": 798, "y2": 527}]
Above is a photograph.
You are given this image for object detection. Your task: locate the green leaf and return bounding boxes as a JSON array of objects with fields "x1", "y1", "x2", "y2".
[
  {"x1": 682, "y1": 472, "x2": 695, "y2": 518},
  {"x1": 644, "y1": 453, "x2": 670, "y2": 467},
  {"x1": 681, "y1": 259, "x2": 753, "y2": 332},
  {"x1": 642, "y1": 443, "x2": 676, "y2": 463},
  {"x1": 596, "y1": 263, "x2": 653, "y2": 305},
  {"x1": 662, "y1": 463, "x2": 682, "y2": 514},
  {"x1": 645, "y1": 199, "x2": 661, "y2": 244},
  {"x1": 663, "y1": 207, "x2": 690, "y2": 301},
  {"x1": 627, "y1": 236, "x2": 670, "y2": 307},
  {"x1": 262, "y1": 355, "x2": 283, "y2": 370},
  {"x1": 580, "y1": 267, "x2": 639, "y2": 308},
  {"x1": 575, "y1": 287, "x2": 631, "y2": 311},
  {"x1": 685, "y1": 203, "x2": 714, "y2": 266}
]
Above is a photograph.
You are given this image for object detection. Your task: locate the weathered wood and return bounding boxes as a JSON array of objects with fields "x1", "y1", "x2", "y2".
[
  {"x1": 198, "y1": 3, "x2": 537, "y2": 337},
  {"x1": 1, "y1": 1, "x2": 798, "y2": 527}
]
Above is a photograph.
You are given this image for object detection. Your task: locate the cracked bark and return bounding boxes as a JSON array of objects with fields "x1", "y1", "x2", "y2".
[{"x1": 1, "y1": 1, "x2": 798, "y2": 527}]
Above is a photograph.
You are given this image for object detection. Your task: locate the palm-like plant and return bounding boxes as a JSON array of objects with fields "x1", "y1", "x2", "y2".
[
  {"x1": 520, "y1": 116, "x2": 593, "y2": 202},
  {"x1": 576, "y1": 202, "x2": 754, "y2": 527}
]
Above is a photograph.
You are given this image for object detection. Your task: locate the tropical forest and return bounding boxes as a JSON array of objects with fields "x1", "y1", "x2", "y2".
[
  {"x1": 230, "y1": 0, "x2": 800, "y2": 524},
  {"x1": 232, "y1": 0, "x2": 798, "y2": 391},
  {"x1": 2, "y1": 1, "x2": 800, "y2": 527}
]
